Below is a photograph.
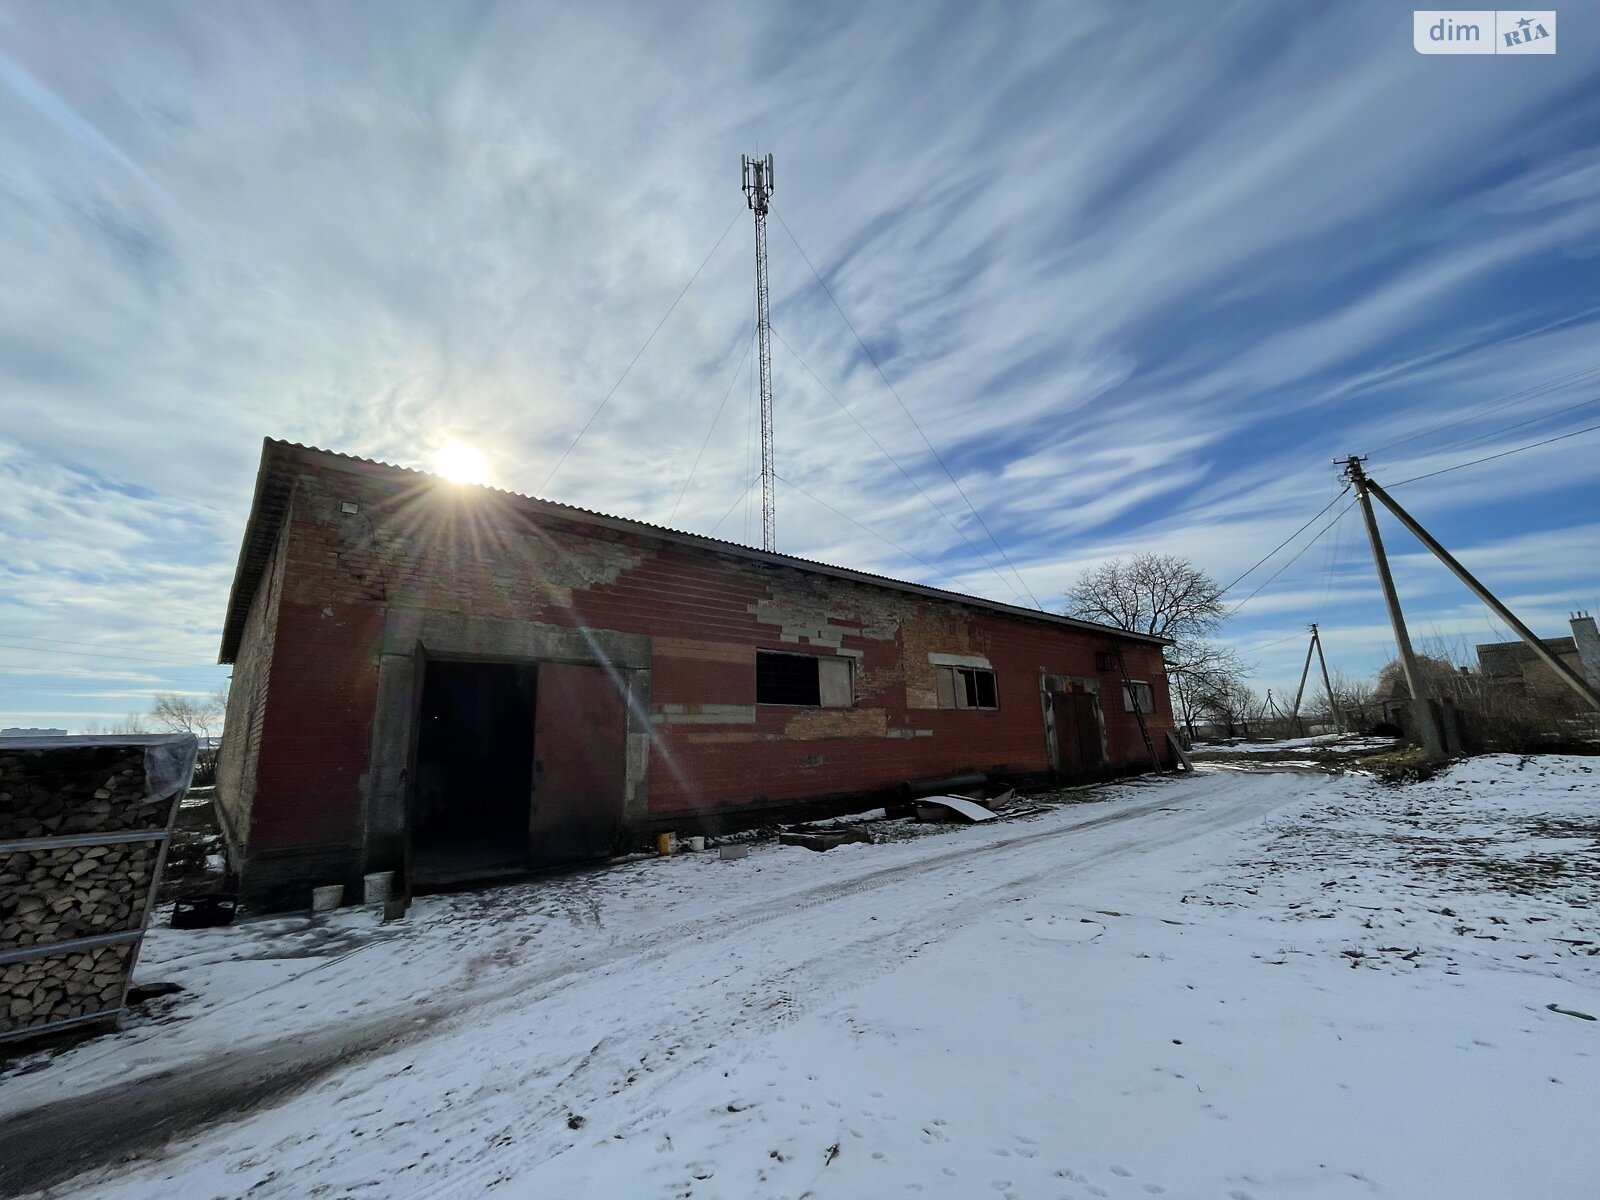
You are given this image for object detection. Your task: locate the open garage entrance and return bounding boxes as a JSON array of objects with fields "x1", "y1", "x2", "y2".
[
  {"x1": 408, "y1": 656, "x2": 630, "y2": 889},
  {"x1": 412, "y1": 659, "x2": 538, "y2": 886}
]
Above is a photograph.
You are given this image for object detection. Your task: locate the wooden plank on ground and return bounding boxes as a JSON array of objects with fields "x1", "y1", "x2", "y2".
[{"x1": 1167, "y1": 731, "x2": 1195, "y2": 772}]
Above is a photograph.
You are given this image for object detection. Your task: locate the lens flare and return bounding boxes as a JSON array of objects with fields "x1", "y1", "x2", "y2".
[{"x1": 434, "y1": 440, "x2": 490, "y2": 485}]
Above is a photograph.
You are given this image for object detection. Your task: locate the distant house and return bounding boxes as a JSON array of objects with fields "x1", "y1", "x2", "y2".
[
  {"x1": 215, "y1": 440, "x2": 1176, "y2": 909},
  {"x1": 1476, "y1": 614, "x2": 1600, "y2": 700}
]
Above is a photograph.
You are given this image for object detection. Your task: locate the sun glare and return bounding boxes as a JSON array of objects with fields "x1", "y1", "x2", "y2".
[{"x1": 434, "y1": 439, "x2": 490, "y2": 486}]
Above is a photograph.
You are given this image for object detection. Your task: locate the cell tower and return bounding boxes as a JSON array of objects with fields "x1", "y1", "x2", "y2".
[{"x1": 741, "y1": 153, "x2": 776, "y2": 551}]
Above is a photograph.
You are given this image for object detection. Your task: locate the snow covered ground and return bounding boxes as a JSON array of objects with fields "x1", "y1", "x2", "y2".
[
  {"x1": 3, "y1": 757, "x2": 1597, "y2": 1199},
  {"x1": 1191, "y1": 734, "x2": 1402, "y2": 755}
]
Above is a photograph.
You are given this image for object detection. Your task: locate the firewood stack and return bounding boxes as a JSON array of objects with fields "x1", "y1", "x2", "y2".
[
  {"x1": 0, "y1": 747, "x2": 172, "y2": 838},
  {"x1": 1, "y1": 736, "x2": 196, "y2": 1041}
]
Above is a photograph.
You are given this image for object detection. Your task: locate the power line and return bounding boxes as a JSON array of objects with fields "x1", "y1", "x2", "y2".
[
  {"x1": 1, "y1": 631, "x2": 188, "y2": 654},
  {"x1": 1227, "y1": 498, "x2": 1358, "y2": 617},
  {"x1": 1369, "y1": 361, "x2": 1600, "y2": 456},
  {"x1": 540, "y1": 210, "x2": 742, "y2": 494},
  {"x1": 1241, "y1": 631, "x2": 1312, "y2": 654},
  {"x1": 1219, "y1": 485, "x2": 1351, "y2": 596},
  {"x1": 770, "y1": 323, "x2": 1025, "y2": 605},
  {"x1": 1421, "y1": 392, "x2": 1600, "y2": 460},
  {"x1": 773, "y1": 472, "x2": 966, "y2": 591},
  {"x1": 1317, "y1": 486, "x2": 1349, "y2": 616},
  {"x1": 0, "y1": 639, "x2": 221, "y2": 669},
  {"x1": 769, "y1": 207, "x2": 1043, "y2": 609},
  {"x1": 1390, "y1": 419, "x2": 1600, "y2": 488},
  {"x1": 668, "y1": 333, "x2": 757, "y2": 524}
]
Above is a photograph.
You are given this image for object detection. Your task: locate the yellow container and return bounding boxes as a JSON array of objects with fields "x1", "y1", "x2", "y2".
[{"x1": 657, "y1": 832, "x2": 676, "y2": 856}]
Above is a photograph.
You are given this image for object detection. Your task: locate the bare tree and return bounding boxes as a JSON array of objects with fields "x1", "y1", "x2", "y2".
[
  {"x1": 1197, "y1": 681, "x2": 1267, "y2": 739},
  {"x1": 150, "y1": 689, "x2": 226, "y2": 740},
  {"x1": 1064, "y1": 553, "x2": 1247, "y2": 738},
  {"x1": 1307, "y1": 670, "x2": 1378, "y2": 730},
  {"x1": 1065, "y1": 553, "x2": 1226, "y2": 638},
  {"x1": 1166, "y1": 641, "x2": 1251, "y2": 739},
  {"x1": 1376, "y1": 653, "x2": 1464, "y2": 701},
  {"x1": 107, "y1": 712, "x2": 150, "y2": 735},
  {"x1": 149, "y1": 687, "x2": 228, "y2": 781}
]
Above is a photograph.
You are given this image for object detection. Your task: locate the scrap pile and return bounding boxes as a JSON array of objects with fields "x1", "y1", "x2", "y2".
[{"x1": 777, "y1": 772, "x2": 1046, "y2": 851}]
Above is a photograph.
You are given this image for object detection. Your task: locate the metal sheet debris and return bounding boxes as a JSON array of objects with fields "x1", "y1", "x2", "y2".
[{"x1": 915, "y1": 795, "x2": 999, "y2": 822}]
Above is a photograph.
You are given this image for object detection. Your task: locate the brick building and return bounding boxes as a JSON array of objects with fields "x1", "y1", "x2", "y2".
[
  {"x1": 216, "y1": 440, "x2": 1175, "y2": 908},
  {"x1": 1476, "y1": 613, "x2": 1600, "y2": 700}
]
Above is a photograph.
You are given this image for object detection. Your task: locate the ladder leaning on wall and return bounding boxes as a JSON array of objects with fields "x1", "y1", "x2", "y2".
[{"x1": 1112, "y1": 642, "x2": 1164, "y2": 772}]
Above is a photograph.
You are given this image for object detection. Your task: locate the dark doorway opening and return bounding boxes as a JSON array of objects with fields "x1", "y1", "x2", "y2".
[{"x1": 412, "y1": 660, "x2": 537, "y2": 886}]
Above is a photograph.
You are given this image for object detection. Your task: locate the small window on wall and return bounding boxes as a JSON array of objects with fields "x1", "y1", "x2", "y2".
[
  {"x1": 1123, "y1": 681, "x2": 1153, "y2": 713},
  {"x1": 935, "y1": 665, "x2": 999, "y2": 710},
  {"x1": 757, "y1": 650, "x2": 853, "y2": 708}
]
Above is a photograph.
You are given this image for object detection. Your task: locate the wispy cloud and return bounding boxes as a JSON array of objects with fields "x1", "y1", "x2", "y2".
[{"x1": 1, "y1": 1, "x2": 1597, "y2": 724}]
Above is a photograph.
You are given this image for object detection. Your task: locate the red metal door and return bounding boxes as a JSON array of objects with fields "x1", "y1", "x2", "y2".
[{"x1": 529, "y1": 663, "x2": 628, "y2": 868}]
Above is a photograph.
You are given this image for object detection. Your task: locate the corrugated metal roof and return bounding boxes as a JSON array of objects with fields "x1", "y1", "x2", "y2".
[{"x1": 218, "y1": 438, "x2": 1170, "y2": 663}]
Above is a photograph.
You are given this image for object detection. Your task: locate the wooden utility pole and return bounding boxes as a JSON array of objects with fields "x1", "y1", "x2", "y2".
[
  {"x1": 1339, "y1": 457, "x2": 1447, "y2": 763},
  {"x1": 1363, "y1": 474, "x2": 1600, "y2": 713},
  {"x1": 1311, "y1": 622, "x2": 1343, "y2": 734}
]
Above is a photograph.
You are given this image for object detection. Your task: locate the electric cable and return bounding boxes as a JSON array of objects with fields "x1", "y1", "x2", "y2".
[
  {"x1": 744, "y1": 321, "x2": 757, "y2": 543},
  {"x1": 1369, "y1": 361, "x2": 1600, "y2": 456},
  {"x1": 540, "y1": 210, "x2": 742, "y2": 493},
  {"x1": 668, "y1": 332, "x2": 757, "y2": 524},
  {"x1": 1418, "y1": 392, "x2": 1600, "y2": 460},
  {"x1": 773, "y1": 472, "x2": 967, "y2": 591},
  {"x1": 1389, "y1": 420, "x2": 1600, "y2": 488},
  {"x1": 1227, "y1": 498, "x2": 1358, "y2": 617},
  {"x1": 770, "y1": 323, "x2": 1026, "y2": 606},
  {"x1": 0, "y1": 639, "x2": 220, "y2": 668},
  {"x1": 1240, "y1": 631, "x2": 1312, "y2": 654},
  {"x1": 710, "y1": 473, "x2": 763, "y2": 540},
  {"x1": 770, "y1": 207, "x2": 1043, "y2": 609},
  {"x1": 1219, "y1": 485, "x2": 1351, "y2": 596}
]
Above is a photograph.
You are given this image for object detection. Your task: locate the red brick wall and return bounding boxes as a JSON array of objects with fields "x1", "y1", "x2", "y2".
[
  {"x1": 248, "y1": 599, "x2": 384, "y2": 851},
  {"x1": 246, "y1": 452, "x2": 1174, "y2": 842},
  {"x1": 214, "y1": 523, "x2": 286, "y2": 855}
]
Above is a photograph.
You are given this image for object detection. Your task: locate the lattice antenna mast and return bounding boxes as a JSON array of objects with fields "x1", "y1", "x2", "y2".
[{"x1": 742, "y1": 153, "x2": 776, "y2": 550}]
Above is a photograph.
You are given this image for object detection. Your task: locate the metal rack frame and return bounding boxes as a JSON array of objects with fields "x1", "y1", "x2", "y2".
[{"x1": 1, "y1": 770, "x2": 189, "y2": 1044}]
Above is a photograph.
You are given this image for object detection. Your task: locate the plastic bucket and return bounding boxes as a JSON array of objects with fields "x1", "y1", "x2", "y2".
[
  {"x1": 363, "y1": 871, "x2": 394, "y2": 906},
  {"x1": 311, "y1": 884, "x2": 344, "y2": 912}
]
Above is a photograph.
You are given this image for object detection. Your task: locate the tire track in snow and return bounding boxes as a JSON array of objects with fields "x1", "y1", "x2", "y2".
[
  {"x1": 398, "y1": 776, "x2": 1325, "y2": 1200},
  {"x1": 19, "y1": 773, "x2": 1325, "y2": 1199}
]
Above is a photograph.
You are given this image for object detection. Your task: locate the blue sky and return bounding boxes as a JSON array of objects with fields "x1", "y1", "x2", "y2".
[{"x1": 2, "y1": 1, "x2": 1598, "y2": 730}]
